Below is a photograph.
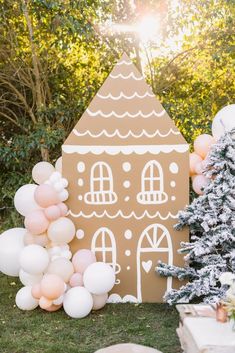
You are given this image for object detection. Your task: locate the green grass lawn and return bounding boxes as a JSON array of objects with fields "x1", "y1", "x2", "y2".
[{"x1": 0, "y1": 274, "x2": 181, "y2": 353}]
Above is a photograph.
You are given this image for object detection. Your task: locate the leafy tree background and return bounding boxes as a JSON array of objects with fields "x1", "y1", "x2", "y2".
[{"x1": 1, "y1": 0, "x2": 235, "y2": 231}]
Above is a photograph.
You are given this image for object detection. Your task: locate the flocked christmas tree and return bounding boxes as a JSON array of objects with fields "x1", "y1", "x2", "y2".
[{"x1": 157, "y1": 129, "x2": 235, "y2": 304}]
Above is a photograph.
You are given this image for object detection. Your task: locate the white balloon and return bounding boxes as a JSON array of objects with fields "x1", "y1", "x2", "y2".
[
  {"x1": 53, "y1": 295, "x2": 64, "y2": 306},
  {"x1": 212, "y1": 104, "x2": 235, "y2": 140},
  {"x1": 63, "y1": 287, "x2": 93, "y2": 319},
  {"x1": 32, "y1": 161, "x2": 55, "y2": 184},
  {"x1": 55, "y1": 157, "x2": 62, "y2": 174},
  {"x1": 58, "y1": 189, "x2": 69, "y2": 202},
  {"x1": 19, "y1": 269, "x2": 43, "y2": 286},
  {"x1": 49, "y1": 171, "x2": 61, "y2": 183},
  {"x1": 15, "y1": 286, "x2": 38, "y2": 310},
  {"x1": 0, "y1": 228, "x2": 26, "y2": 276},
  {"x1": 14, "y1": 184, "x2": 41, "y2": 216},
  {"x1": 83, "y1": 262, "x2": 115, "y2": 295},
  {"x1": 20, "y1": 245, "x2": 49, "y2": 275}
]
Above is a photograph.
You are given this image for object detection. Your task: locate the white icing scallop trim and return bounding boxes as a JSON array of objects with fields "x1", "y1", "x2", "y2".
[
  {"x1": 62, "y1": 144, "x2": 189, "y2": 155},
  {"x1": 72, "y1": 128, "x2": 180, "y2": 139},
  {"x1": 110, "y1": 72, "x2": 144, "y2": 80},
  {"x1": 68, "y1": 209, "x2": 179, "y2": 220},
  {"x1": 97, "y1": 92, "x2": 155, "y2": 100},
  {"x1": 107, "y1": 294, "x2": 139, "y2": 303},
  {"x1": 86, "y1": 109, "x2": 166, "y2": 118},
  {"x1": 116, "y1": 60, "x2": 132, "y2": 66}
]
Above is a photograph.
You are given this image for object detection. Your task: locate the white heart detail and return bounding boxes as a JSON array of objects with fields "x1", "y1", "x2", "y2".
[{"x1": 142, "y1": 260, "x2": 152, "y2": 273}]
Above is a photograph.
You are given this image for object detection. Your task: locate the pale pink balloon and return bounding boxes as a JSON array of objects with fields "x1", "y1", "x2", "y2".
[
  {"x1": 40, "y1": 274, "x2": 65, "y2": 300},
  {"x1": 69, "y1": 273, "x2": 84, "y2": 287},
  {"x1": 189, "y1": 153, "x2": 203, "y2": 176},
  {"x1": 194, "y1": 160, "x2": 207, "y2": 175},
  {"x1": 44, "y1": 205, "x2": 61, "y2": 221},
  {"x1": 192, "y1": 175, "x2": 209, "y2": 195},
  {"x1": 34, "y1": 184, "x2": 59, "y2": 208},
  {"x1": 24, "y1": 232, "x2": 49, "y2": 247},
  {"x1": 45, "y1": 303, "x2": 62, "y2": 312},
  {"x1": 72, "y1": 249, "x2": 96, "y2": 274},
  {"x1": 194, "y1": 134, "x2": 215, "y2": 159},
  {"x1": 39, "y1": 296, "x2": 53, "y2": 309},
  {"x1": 92, "y1": 293, "x2": 108, "y2": 310},
  {"x1": 24, "y1": 210, "x2": 49, "y2": 235},
  {"x1": 57, "y1": 203, "x2": 68, "y2": 217},
  {"x1": 31, "y1": 283, "x2": 42, "y2": 299}
]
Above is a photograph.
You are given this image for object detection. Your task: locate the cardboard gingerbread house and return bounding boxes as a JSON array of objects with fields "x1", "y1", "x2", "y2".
[{"x1": 62, "y1": 53, "x2": 189, "y2": 303}]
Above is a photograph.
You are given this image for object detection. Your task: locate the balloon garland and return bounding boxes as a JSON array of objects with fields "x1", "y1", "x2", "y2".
[
  {"x1": 0, "y1": 158, "x2": 115, "y2": 318},
  {"x1": 189, "y1": 104, "x2": 235, "y2": 195}
]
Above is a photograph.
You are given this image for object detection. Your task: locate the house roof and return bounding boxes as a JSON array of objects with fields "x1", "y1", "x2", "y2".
[{"x1": 64, "y1": 53, "x2": 187, "y2": 147}]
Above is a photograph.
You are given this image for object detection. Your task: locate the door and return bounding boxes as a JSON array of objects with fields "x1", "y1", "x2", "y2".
[{"x1": 137, "y1": 223, "x2": 173, "y2": 302}]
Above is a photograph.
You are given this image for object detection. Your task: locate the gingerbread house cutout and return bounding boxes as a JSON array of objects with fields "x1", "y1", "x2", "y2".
[{"x1": 62, "y1": 53, "x2": 189, "y2": 303}]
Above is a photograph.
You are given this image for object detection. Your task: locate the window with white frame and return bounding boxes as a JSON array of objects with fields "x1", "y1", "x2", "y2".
[
  {"x1": 91, "y1": 227, "x2": 121, "y2": 278},
  {"x1": 84, "y1": 162, "x2": 117, "y2": 204},
  {"x1": 137, "y1": 160, "x2": 168, "y2": 204}
]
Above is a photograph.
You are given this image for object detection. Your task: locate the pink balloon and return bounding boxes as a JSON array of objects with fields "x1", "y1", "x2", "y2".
[
  {"x1": 34, "y1": 184, "x2": 59, "y2": 208},
  {"x1": 189, "y1": 153, "x2": 202, "y2": 176},
  {"x1": 192, "y1": 175, "x2": 209, "y2": 195},
  {"x1": 40, "y1": 274, "x2": 65, "y2": 300},
  {"x1": 72, "y1": 249, "x2": 96, "y2": 274},
  {"x1": 69, "y1": 273, "x2": 84, "y2": 287},
  {"x1": 44, "y1": 205, "x2": 61, "y2": 221},
  {"x1": 194, "y1": 160, "x2": 207, "y2": 175},
  {"x1": 194, "y1": 134, "x2": 215, "y2": 159},
  {"x1": 92, "y1": 293, "x2": 108, "y2": 310},
  {"x1": 24, "y1": 210, "x2": 49, "y2": 235},
  {"x1": 45, "y1": 303, "x2": 62, "y2": 312},
  {"x1": 57, "y1": 203, "x2": 68, "y2": 217}
]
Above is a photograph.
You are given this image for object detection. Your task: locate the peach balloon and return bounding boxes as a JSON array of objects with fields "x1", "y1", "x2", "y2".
[
  {"x1": 189, "y1": 153, "x2": 203, "y2": 176},
  {"x1": 40, "y1": 274, "x2": 65, "y2": 300},
  {"x1": 24, "y1": 210, "x2": 49, "y2": 235},
  {"x1": 92, "y1": 293, "x2": 108, "y2": 310},
  {"x1": 24, "y1": 232, "x2": 49, "y2": 247},
  {"x1": 34, "y1": 184, "x2": 59, "y2": 208},
  {"x1": 44, "y1": 205, "x2": 61, "y2": 221},
  {"x1": 47, "y1": 258, "x2": 74, "y2": 283},
  {"x1": 39, "y1": 296, "x2": 53, "y2": 309},
  {"x1": 57, "y1": 203, "x2": 68, "y2": 217},
  {"x1": 72, "y1": 249, "x2": 96, "y2": 274},
  {"x1": 192, "y1": 175, "x2": 209, "y2": 195},
  {"x1": 31, "y1": 283, "x2": 42, "y2": 299},
  {"x1": 45, "y1": 303, "x2": 62, "y2": 312},
  {"x1": 194, "y1": 134, "x2": 215, "y2": 159},
  {"x1": 69, "y1": 273, "x2": 84, "y2": 287}
]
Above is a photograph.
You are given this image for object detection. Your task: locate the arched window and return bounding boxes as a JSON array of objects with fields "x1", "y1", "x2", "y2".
[
  {"x1": 84, "y1": 162, "x2": 117, "y2": 204},
  {"x1": 91, "y1": 227, "x2": 121, "y2": 277},
  {"x1": 137, "y1": 160, "x2": 168, "y2": 204}
]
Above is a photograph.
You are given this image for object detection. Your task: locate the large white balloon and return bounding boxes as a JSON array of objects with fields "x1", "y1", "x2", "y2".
[
  {"x1": 83, "y1": 262, "x2": 115, "y2": 295},
  {"x1": 20, "y1": 244, "x2": 49, "y2": 275},
  {"x1": 14, "y1": 184, "x2": 41, "y2": 216},
  {"x1": 63, "y1": 287, "x2": 93, "y2": 318},
  {"x1": 212, "y1": 104, "x2": 235, "y2": 140},
  {"x1": 15, "y1": 286, "x2": 39, "y2": 311},
  {"x1": 0, "y1": 228, "x2": 26, "y2": 276},
  {"x1": 19, "y1": 269, "x2": 43, "y2": 286},
  {"x1": 32, "y1": 161, "x2": 55, "y2": 184},
  {"x1": 47, "y1": 217, "x2": 75, "y2": 244}
]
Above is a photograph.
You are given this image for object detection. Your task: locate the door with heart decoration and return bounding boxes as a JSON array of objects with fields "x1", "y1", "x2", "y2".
[{"x1": 136, "y1": 223, "x2": 173, "y2": 302}]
